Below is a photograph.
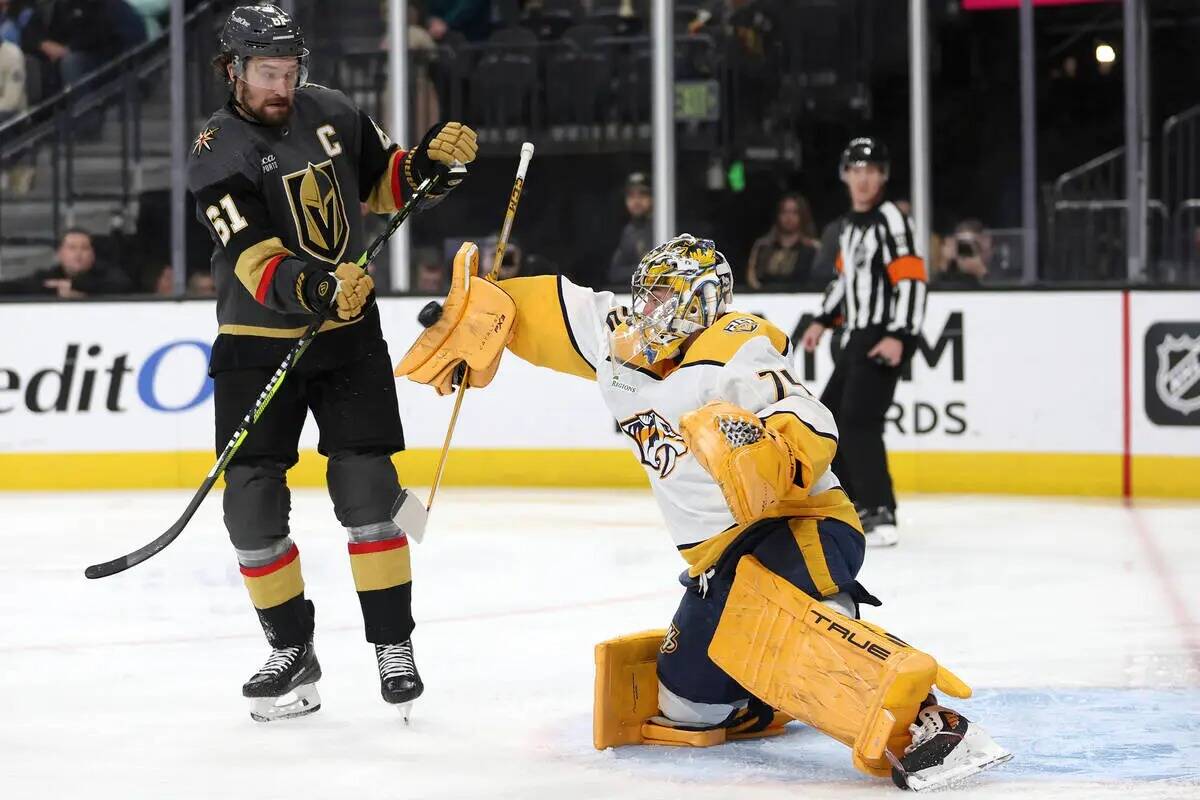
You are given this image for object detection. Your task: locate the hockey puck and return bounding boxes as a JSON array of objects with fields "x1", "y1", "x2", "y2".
[{"x1": 418, "y1": 301, "x2": 444, "y2": 328}]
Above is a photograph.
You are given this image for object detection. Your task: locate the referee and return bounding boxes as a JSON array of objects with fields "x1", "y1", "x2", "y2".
[{"x1": 800, "y1": 137, "x2": 927, "y2": 547}]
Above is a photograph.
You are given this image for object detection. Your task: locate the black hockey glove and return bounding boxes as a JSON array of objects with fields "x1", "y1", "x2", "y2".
[{"x1": 405, "y1": 121, "x2": 477, "y2": 196}]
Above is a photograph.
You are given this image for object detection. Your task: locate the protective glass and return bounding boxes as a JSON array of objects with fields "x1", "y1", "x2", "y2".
[
  {"x1": 610, "y1": 284, "x2": 689, "y2": 368},
  {"x1": 236, "y1": 54, "x2": 309, "y2": 90}
]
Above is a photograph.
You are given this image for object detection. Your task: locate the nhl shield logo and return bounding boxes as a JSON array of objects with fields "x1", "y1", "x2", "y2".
[
  {"x1": 282, "y1": 160, "x2": 349, "y2": 264},
  {"x1": 619, "y1": 409, "x2": 688, "y2": 478},
  {"x1": 1155, "y1": 334, "x2": 1200, "y2": 415},
  {"x1": 1145, "y1": 322, "x2": 1200, "y2": 426}
]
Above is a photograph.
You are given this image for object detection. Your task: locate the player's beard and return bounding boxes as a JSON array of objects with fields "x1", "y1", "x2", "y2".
[{"x1": 235, "y1": 83, "x2": 293, "y2": 126}]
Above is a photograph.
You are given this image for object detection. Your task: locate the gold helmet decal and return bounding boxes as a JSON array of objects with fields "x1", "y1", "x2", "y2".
[
  {"x1": 282, "y1": 160, "x2": 349, "y2": 263},
  {"x1": 620, "y1": 234, "x2": 734, "y2": 365},
  {"x1": 618, "y1": 409, "x2": 688, "y2": 479}
]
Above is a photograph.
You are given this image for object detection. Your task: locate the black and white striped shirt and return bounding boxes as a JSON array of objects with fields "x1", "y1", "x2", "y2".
[{"x1": 815, "y1": 200, "x2": 927, "y2": 339}]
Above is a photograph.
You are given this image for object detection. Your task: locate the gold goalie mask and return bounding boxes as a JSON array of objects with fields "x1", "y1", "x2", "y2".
[{"x1": 610, "y1": 234, "x2": 734, "y2": 367}]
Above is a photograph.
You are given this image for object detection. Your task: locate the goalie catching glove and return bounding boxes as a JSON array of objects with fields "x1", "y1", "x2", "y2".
[
  {"x1": 300, "y1": 262, "x2": 374, "y2": 321},
  {"x1": 395, "y1": 241, "x2": 515, "y2": 394},
  {"x1": 680, "y1": 401, "x2": 796, "y2": 526}
]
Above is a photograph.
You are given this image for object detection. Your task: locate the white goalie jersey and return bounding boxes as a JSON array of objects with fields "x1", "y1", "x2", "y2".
[{"x1": 499, "y1": 275, "x2": 860, "y2": 574}]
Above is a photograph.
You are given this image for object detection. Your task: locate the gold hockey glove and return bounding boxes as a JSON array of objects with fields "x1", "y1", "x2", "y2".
[
  {"x1": 395, "y1": 241, "x2": 515, "y2": 395},
  {"x1": 300, "y1": 262, "x2": 374, "y2": 320},
  {"x1": 405, "y1": 122, "x2": 478, "y2": 194},
  {"x1": 680, "y1": 401, "x2": 796, "y2": 525},
  {"x1": 332, "y1": 262, "x2": 373, "y2": 320}
]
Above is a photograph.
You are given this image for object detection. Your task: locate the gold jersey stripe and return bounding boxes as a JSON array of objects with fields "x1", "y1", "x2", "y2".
[
  {"x1": 217, "y1": 316, "x2": 365, "y2": 338},
  {"x1": 234, "y1": 237, "x2": 294, "y2": 298},
  {"x1": 680, "y1": 487, "x2": 862, "y2": 577},
  {"x1": 679, "y1": 313, "x2": 790, "y2": 368},
  {"x1": 366, "y1": 149, "x2": 405, "y2": 214},
  {"x1": 789, "y1": 517, "x2": 839, "y2": 598}
]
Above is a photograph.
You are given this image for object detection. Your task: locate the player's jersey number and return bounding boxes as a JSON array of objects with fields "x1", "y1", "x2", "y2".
[{"x1": 206, "y1": 194, "x2": 249, "y2": 245}]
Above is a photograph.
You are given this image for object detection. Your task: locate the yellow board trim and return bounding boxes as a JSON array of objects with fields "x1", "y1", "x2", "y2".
[{"x1": 0, "y1": 450, "x2": 1197, "y2": 498}]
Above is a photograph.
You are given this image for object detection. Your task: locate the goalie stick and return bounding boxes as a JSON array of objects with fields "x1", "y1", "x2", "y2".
[
  {"x1": 421, "y1": 142, "x2": 534, "y2": 511},
  {"x1": 84, "y1": 167, "x2": 459, "y2": 580}
]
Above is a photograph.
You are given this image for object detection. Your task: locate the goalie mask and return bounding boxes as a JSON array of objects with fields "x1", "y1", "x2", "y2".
[{"x1": 611, "y1": 234, "x2": 733, "y2": 367}]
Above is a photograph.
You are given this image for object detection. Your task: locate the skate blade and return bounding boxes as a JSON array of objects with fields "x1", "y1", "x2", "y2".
[
  {"x1": 904, "y1": 730, "x2": 1013, "y2": 792},
  {"x1": 396, "y1": 701, "x2": 413, "y2": 724},
  {"x1": 865, "y1": 525, "x2": 899, "y2": 548},
  {"x1": 248, "y1": 683, "x2": 321, "y2": 723}
]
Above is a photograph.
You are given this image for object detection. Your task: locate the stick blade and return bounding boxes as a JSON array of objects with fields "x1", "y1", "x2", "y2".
[{"x1": 85, "y1": 557, "x2": 130, "y2": 580}]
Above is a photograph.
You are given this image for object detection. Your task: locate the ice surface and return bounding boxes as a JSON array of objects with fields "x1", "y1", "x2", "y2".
[{"x1": 1, "y1": 490, "x2": 1197, "y2": 799}]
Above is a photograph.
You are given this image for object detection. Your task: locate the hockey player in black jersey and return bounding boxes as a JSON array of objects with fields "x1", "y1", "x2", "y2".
[{"x1": 187, "y1": 4, "x2": 477, "y2": 722}]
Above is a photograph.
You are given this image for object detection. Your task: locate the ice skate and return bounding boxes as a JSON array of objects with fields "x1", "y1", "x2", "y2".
[
  {"x1": 858, "y1": 505, "x2": 899, "y2": 547},
  {"x1": 376, "y1": 640, "x2": 423, "y2": 722},
  {"x1": 889, "y1": 697, "x2": 1012, "y2": 792},
  {"x1": 242, "y1": 642, "x2": 322, "y2": 722}
]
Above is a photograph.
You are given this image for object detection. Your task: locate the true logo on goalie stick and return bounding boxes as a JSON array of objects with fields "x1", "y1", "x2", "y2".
[
  {"x1": 619, "y1": 409, "x2": 688, "y2": 479},
  {"x1": 282, "y1": 160, "x2": 349, "y2": 264}
]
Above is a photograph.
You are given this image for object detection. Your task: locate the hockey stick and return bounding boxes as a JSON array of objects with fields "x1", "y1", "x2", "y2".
[
  {"x1": 423, "y1": 142, "x2": 534, "y2": 511},
  {"x1": 84, "y1": 168, "x2": 456, "y2": 580}
]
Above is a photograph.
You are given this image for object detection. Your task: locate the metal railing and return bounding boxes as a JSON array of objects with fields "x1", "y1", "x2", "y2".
[
  {"x1": 1047, "y1": 199, "x2": 1169, "y2": 282},
  {"x1": 1052, "y1": 146, "x2": 1125, "y2": 202},
  {"x1": 0, "y1": 1, "x2": 229, "y2": 274},
  {"x1": 332, "y1": 32, "x2": 742, "y2": 157}
]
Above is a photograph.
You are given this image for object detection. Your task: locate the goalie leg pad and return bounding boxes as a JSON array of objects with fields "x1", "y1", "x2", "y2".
[
  {"x1": 592, "y1": 629, "x2": 790, "y2": 750},
  {"x1": 707, "y1": 555, "x2": 971, "y2": 777}
]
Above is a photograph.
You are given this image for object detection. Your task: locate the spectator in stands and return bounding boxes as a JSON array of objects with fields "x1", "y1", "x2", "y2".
[
  {"x1": 381, "y1": 1, "x2": 439, "y2": 136},
  {"x1": 0, "y1": 227, "x2": 132, "y2": 297},
  {"x1": 124, "y1": 0, "x2": 166, "y2": 39},
  {"x1": 414, "y1": 247, "x2": 446, "y2": 293},
  {"x1": 187, "y1": 270, "x2": 216, "y2": 297},
  {"x1": 745, "y1": 192, "x2": 820, "y2": 289},
  {"x1": 935, "y1": 218, "x2": 990, "y2": 288},
  {"x1": 0, "y1": 28, "x2": 24, "y2": 123},
  {"x1": 426, "y1": 0, "x2": 489, "y2": 43},
  {"x1": 607, "y1": 172, "x2": 654, "y2": 286},
  {"x1": 0, "y1": 0, "x2": 34, "y2": 47},
  {"x1": 479, "y1": 233, "x2": 524, "y2": 280},
  {"x1": 18, "y1": 0, "x2": 119, "y2": 90}
]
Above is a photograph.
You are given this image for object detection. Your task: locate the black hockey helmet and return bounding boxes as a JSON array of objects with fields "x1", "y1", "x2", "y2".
[
  {"x1": 218, "y1": 4, "x2": 308, "y2": 87},
  {"x1": 839, "y1": 137, "x2": 890, "y2": 179}
]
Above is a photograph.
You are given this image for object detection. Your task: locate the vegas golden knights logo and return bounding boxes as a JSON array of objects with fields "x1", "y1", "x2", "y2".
[
  {"x1": 282, "y1": 160, "x2": 349, "y2": 263},
  {"x1": 619, "y1": 409, "x2": 688, "y2": 479}
]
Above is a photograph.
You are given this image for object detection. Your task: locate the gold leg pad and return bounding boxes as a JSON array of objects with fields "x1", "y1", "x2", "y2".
[{"x1": 708, "y1": 556, "x2": 971, "y2": 777}]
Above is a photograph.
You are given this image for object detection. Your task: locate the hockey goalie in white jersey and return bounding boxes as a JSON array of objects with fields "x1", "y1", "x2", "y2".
[{"x1": 399, "y1": 234, "x2": 1011, "y2": 791}]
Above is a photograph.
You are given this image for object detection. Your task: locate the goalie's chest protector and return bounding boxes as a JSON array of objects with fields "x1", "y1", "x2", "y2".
[{"x1": 594, "y1": 340, "x2": 743, "y2": 552}]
